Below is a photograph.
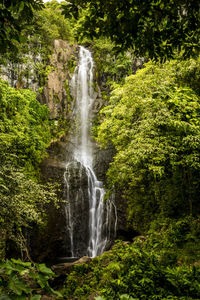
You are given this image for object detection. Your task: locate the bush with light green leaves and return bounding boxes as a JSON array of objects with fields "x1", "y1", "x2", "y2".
[
  {"x1": 96, "y1": 56, "x2": 200, "y2": 232},
  {"x1": 0, "y1": 79, "x2": 51, "y2": 171},
  {"x1": 0, "y1": 79, "x2": 59, "y2": 258},
  {"x1": 63, "y1": 225, "x2": 200, "y2": 300}
]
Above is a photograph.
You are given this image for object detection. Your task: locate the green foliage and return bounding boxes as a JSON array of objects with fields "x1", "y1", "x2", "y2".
[
  {"x1": 0, "y1": 164, "x2": 59, "y2": 258},
  {"x1": 1, "y1": 0, "x2": 74, "y2": 87},
  {"x1": 0, "y1": 1, "x2": 72, "y2": 258},
  {"x1": 50, "y1": 118, "x2": 71, "y2": 140},
  {"x1": 0, "y1": 79, "x2": 51, "y2": 169},
  {"x1": 62, "y1": 0, "x2": 200, "y2": 59},
  {"x1": 0, "y1": 258, "x2": 62, "y2": 299},
  {"x1": 34, "y1": 64, "x2": 53, "y2": 87},
  {"x1": 119, "y1": 296, "x2": 135, "y2": 300},
  {"x1": 30, "y1": 0, "x2": 74, "y2": 58},
  {"x1": 1, "y1": 0, "x2": 74, "y2": 60},
  {"x1": 63, "y1": 224, "x2": 200, "y2": 299},
  {"x1": 96, "y1": 56, "x2": 200, "y2": 232},
  {"x1": 92, "y1": 38, "x2": 134, "y2": 86},
  {"x1": 149, "y1": 217, "x2": 200, "y2": 265},
  {"x1": 0, "y1": 0, "x2": 44, "y2": 54},
  {"x1": 0, "y1": 79, "x2": 59, "y2": 258}
]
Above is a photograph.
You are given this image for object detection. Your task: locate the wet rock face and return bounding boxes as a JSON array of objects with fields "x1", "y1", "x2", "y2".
[
  {"x1": 33, "y1": 137, "x2": 118, "y2": 261},
  {"x1": 31, "y1": 138, "x2": 91, "y2": 260},
  {"x1": 0, "y1": 54, "x2": 42, "y2": 91},
  {"x1": 93, "y1": 145, "x2": 115, "y2": 182},
  {"x1": 94, "y1": 145, "x2": 136, "y2": 241},
  {"x1": 31, "y1": 139, "x2": 129, "y2": 262},
  {"x1": 30, "y1": 136, "x2": 71, "y2": 261},
  {"x1": 64, "y1": 162, "x2": 90, "y2": 257}
]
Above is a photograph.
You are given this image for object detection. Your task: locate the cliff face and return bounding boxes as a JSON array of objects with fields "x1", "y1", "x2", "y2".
[
  {"x1": 0, "y1": 40, "x2": 131, "y2": 261},
  {"x1": 36, "y1": 44, "x2": 116, "y2": 260},
  {"x1": 0, "y1": 39, "x2": 77, "y2": 120},
  {"x1": 39, "y1": 40, "x2": 77, "y2": 119},
  {"x1": 30, "y1": 41, "x2": 78, "y2": 261}
]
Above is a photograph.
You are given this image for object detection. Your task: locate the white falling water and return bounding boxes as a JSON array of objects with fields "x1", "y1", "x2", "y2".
[{"x1": 64, "y1": 46, "x2": 117, "y2": 258}]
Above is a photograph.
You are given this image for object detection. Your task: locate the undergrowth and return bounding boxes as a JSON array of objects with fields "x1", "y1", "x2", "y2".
[{"x1": 62, "y1": 217, "x2": 200, "y2": 300}]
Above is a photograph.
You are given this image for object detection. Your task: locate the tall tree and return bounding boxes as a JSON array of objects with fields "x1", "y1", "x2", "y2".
[
  {"x1": 62, "y1": 0, "x2": 200, "y2": 59},
  {"x1": 0, "y1": 0, "x2": 44, "y2": 53},
  {"x1": 96, "y1": 58, "x2": 200, "y2": 231}
]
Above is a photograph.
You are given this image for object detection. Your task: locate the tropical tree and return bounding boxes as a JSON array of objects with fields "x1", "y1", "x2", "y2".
[
  {"x1": 96, "y1": 57, "x2": 200, "y2": 231},
  {"x1": 0, "y1": 0, "x2": 44, "y2": 53},
  {"x1": 62, "y1": 0, "x2": 200, "y2": 59}
]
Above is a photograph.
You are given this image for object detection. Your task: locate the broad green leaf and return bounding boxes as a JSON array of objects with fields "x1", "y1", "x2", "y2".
[
  {"x1": 11, "y1": 259, "x2": 32, "y2": 268},
  {"x1": 36, "y1": 264, "x2": 54, "y2": 276},
  {"x1": 8, "y1": 275, "x2": 32, "y2": 296},
  {"x1": 36, "y1": 273, "x2": 49, "y2": 288}
]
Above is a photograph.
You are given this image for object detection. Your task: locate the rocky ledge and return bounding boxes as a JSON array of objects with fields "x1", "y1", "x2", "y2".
[{"x1": 51, "y1": 256, "x2": 91, "y2": 276}]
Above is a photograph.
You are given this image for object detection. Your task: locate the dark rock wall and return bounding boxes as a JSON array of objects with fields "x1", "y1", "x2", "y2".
[
  {"x1": 31, "y1": 137, "x2": 68, "y2": 261},
  {"x1": 64, "y1": 163, "x2": 90, "y2": 257}
]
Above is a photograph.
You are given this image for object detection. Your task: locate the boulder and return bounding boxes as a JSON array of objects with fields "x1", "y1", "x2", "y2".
[{"x1": 51, "y1": 256, "x2": 91, "y2": 275}]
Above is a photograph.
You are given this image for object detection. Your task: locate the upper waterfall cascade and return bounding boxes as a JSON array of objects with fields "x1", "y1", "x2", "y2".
[{"x1": 64, "y1": 46, "x2": 117, "y2": 258}]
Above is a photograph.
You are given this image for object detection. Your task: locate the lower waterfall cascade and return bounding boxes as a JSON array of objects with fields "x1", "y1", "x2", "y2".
[{"x1": 64, "y1": 46, "x2": 117, "y2": 258}]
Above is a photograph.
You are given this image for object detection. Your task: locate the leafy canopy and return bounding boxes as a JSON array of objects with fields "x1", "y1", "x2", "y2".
[
  {"x1": 0, "y1": 0, "x2": 44, "y2": 53},
  {"x1": 1, "y1": 0, "x2": 74, "y2": 64},
  {"x1": 62, "y1": 0, "x2": 200, "y2": 59}
]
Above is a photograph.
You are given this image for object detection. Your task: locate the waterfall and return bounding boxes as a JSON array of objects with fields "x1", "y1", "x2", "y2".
[{"x1": 64, "y1": 46, "x2": 117, "y2": 258}]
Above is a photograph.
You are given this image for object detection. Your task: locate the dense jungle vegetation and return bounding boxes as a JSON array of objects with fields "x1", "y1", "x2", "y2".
[{"x1": 0, "y1": 0, "x2": 200, "y2": 299}]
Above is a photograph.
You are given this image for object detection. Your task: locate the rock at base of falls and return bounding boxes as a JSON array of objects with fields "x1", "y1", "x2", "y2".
[{"x1": 51, "y1": 256, "x2": 91, "y2": 276}]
